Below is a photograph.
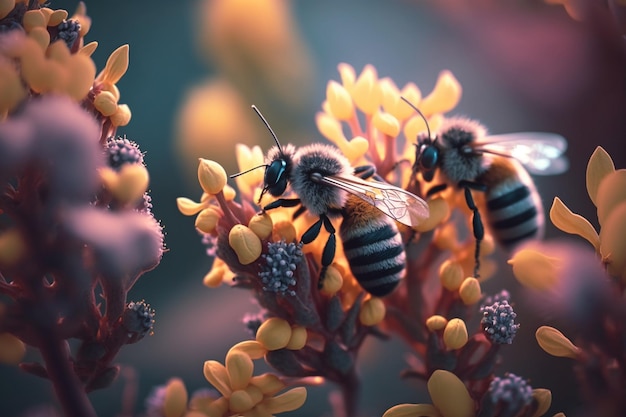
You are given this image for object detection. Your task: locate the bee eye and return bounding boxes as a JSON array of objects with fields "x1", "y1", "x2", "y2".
[
  {"x1": 420, "y1": 146, "x2": 438, "y2": 170},
  {"x1": 264, "y1": 159, "x2": 289, "y2": 196}
]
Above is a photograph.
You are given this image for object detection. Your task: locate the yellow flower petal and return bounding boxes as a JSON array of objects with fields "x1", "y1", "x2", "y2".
[
  {"x1": 198, "y1": 159, "x2": 227, "y2": 195},
  {"x1": 163, "y1": 378, "x2": 188, "y2": 417},
  {"x1": 320, "y1": 265, "x2": 343, "y2": 295},
  {"x1": 47, "y1": 9, "x2": 68, "y2": 26},
  {"x1": 549, "y1": 197, "x2": 599, "y2": 251},
  {"x1": 426, "y1": 315, "x2": 448, "y2": 332},
  {"x1": 110, "y1": 103, "x2": 132, "y2": 126},
  {"x1": 176, "y1": 197, "x2": 205, "y2": 216},
  {"x1": 427, "y1": 370, "x2": 475, "y2": 417},
  {"x1": 101, "y1": 164, "x2": 149, "y2": 205},
  {"x1": 27, "y1": 26, "x2": 51, "y2": 51},
  {"x1": 443, "y1": 318, "x2": 469, "y2": 350},
  {"x1": 315, "y1": 111, "x2": 347, "y2": 145},
  {"x1": 383, "y1": 403, "x2": 442, "y2": 417},
  {"x1": 64, "y1": 53, "x2": 96, "y2": 100},
  {"x1": 399, "y1": 83, "x2": 422, "y2": 118},
  {"x1": 414, "y1": 197, "x2": 449, "y2": 233},
  {"x1": 586, "y1": 146, "x2": 615, "y2": 206},
  {"x1": 256, "y1": 317, "x2": 292, "y2": 351},
  {"x1": 531, "y1": 389, "x2": 552, "y2": 417},
  {"x1": 0, "y1": 0, "x2": 16, "y2": 20},
  {"x1": 23, "y1": 10, "x2": 46, "y2": 32},
  {"x1": 94, "y1": 91, "x2": 118, "y2": 116},
  {"x1": 351, "y1": 65, "x2": 381, "y2": 115},
  {"x1": 229, "y1": 340, "x2": 268, "y2": 360},
  {"x1": 263, "y1": 387, "x2": 307, "y2": 414},
  {"x1": 359, "y1": 297, "x2": 386, "y2": 326},
  {"x1": 71, "y1": 1, "x2": 91, "y2": 36},
  {"x1": 203, "y1": 360, "x2": 233, "y2": 397},
  {"x1": 0, "y1": 333, "x2": 26, "y2": 365},
  {"x1": 226, "y1": 349, "x2": 254, "y2": 391},
  {"x1": 596, "y1": 169, "x2": 626, "y2": 226},
  {"x1": 507, "y1": 249, "x2": 561, "y2": 291},
  {"x1": 203, "y1": 266, "x2": 225, "y2": 288},
  {"x1": 373, "y1": 111, "x2": 400, "y2": 137},
  {"x1": 419, "y1": 70, "x2": 462, "y2": 116},
  {"x1": 100, "y1": 44, "x2": 129, "y2": 85},
  {"x1": 343, "y1": 136, "x2": 369, "y2": 162},
  {"x1": 326, "y1": 80, "x2": 354, "y2": 120},
  {"x1": 459, "y1": 277, "x2": 481, "y2": 306},
  {"x1": 439, "y1": 260, "x2": 464, "y2": 291},
  {"x1": 79, "y1": 41, "x2": 98, "y2": 57},
  {"x1": 230, "y1": 389, "x2": 255, "y2": 413},
  {"x1": 249, "y1": 373, "x2": 286, "y2": 396},
  {"x1": 338, "y1": 62, "x2": 356, "y2": 92},
  {"x1": 229, "y1": 225, "x2": 262, "y2": 265},
  {"x1": 599, "y1": 202, "x2": 626, "y2": 280},
  {"x1": 286, "y1": 326, "x2": 307, "y2": 350},
  {"x1": 195, "y1": 208, "x2": 220, "y2": 234},
  {"x1": 535, "y1": 326, "x2": 580, "y2": 359}
]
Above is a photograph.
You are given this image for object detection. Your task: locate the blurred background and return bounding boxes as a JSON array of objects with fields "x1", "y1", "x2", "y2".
[{"x1": 1, "y1": 0, "x2": 625, "y2": 416}]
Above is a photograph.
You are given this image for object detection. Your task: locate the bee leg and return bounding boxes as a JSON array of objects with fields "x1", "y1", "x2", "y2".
[
  {"x1": 263, "y1": 198, "x2": 302, "y2": 211},
  {"x1": 318, "y1": 214, "x2": 337, "y2": 289},
  {"x1": 459, "y1": 180, "x2": 487, "y2": 278},
  {"x1": 426, "y1": 183, "x2": 448, "y2": 197},
  {"x1": 353, "y1": 165, "x2": 376, "y2": 180},
  {"x1": 292, "y1": 205, "x2": 308, "y2": 220}
]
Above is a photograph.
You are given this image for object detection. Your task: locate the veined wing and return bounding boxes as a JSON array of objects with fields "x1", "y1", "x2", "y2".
[
  {"x1": 474, "y1": 132, "x2": 568, "y2": 175},
  {"x1": 319, "y1": 175, "x2": 429, "y2": 227}
]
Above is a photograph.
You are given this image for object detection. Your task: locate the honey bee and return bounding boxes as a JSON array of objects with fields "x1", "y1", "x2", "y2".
[
  {"x1": 402, "y1": 98, "x2": 568, "y2": 277},
  {"x1": 233, "y1": 106, "x2": 429, "y2": 295}
]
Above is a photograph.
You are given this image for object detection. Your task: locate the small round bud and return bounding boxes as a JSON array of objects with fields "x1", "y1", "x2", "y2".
[
  {"x1": 0, "y1": 333, "x2": 26, "y2": 365},
  {"x1": 427, "y1": 370, "x2": 474, "y2": 417},
  {"x1": 439, "y1": 260, "x2": 464, "y2": 291},
  {"x1": 443, "y1": 318, "x2": 468, "y2": 350},
  {"x1": 459, "y1": 277, "x2": 481, "y2": 306},
  {"x1": 372, "y1": 111, "x2": 400, "y2": 137},
  {"x1": 110, "y1": 104, "x2": 132, "y2": 126},
  {"x1": 256, "y1": 317, "x2": 292, "y2": 351},
  {"x1": 163, "y1": 378, "x2": 188, "y2": 417},
  {"x1": 195, "y1": 207, "x2": 220, "y2": 234},
  {"x1": 248, "y1": 213, "x2": 273, "y2": 239},
  {"x1": 352, "y1": 65, "x2": 381, "y2": 115},
  {"x1": 94, "y1": 91, "x2": 118, "y2": 116},
  {"x1": 433, "y1": 222, "x2": 458, "y2": 251},
  {"x1": 229, "y1": 225, "x2": 262, "y2": 265},
  {"x1": 23, "y1": 10, "x2": 46, "y2": 32},
  {"x1": 359, "y1": 297, "x2": 386, "y2": 326},
  {"x1": 326, "y1": 80, "x2": 354, "y2": 120},
  {"x1": 414, "y1": 197, "x2": 450, "y2": 233},
  {"x1": 419, "y1": 70, "x2": 462, "y2": 115},
  {"x1": 286, "y1": 326, "x2": 307, "y2": 350},
  {"x1": 320, "y1": 265, "x2": 343, "y2": 295},
  {"x1": 198, "y1": 158, "x2": 227, "y2": 195},
  {"x1": 225, "y1": 349, "x2": 254, "y2": 391},
  {"x1": 203, "y1": 265, "x2": 225, "y2": 288},
  {"x1": 272, "y1": 221, "x2": 297, "y2": 242},
  {"x1": 425, "y1": 315, "x2": 448, "y2": 331}
]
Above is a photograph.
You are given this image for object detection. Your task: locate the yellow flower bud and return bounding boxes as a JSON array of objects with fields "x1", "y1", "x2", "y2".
[
  {"x1": 163, "y1": 378, "x2": 188, "y2": 417},
  {"x1": 225, "y1": 349, "x2": 254, "y2": 391},
  {"x1": 229, "y1": 340, "x2": 267, "y2": 360},
  {"x1": 342, "y1": 136, "x2": 369, "y2": 163},
  {"x1": 419, "y1": 70, "x2": 462, "y2": 116},
  {"x1": 439, "y1": 260, "x2": 464, "y2": 291},
  {"x1": 427, "y1": 370, "x2": 475, "y2": 417},
  {"x1": 531, "y1": 388, "x2": 552, "y2": 417},
  {"x1": 263, "y1": 387, "x2": 307, "y2": 414},
  {"x1": 535, "y1": 326, "x2": 580, "y2": 359},
  {"x1": 383, "y1": 403, "x2": 441, "y2": 417},
  {"x1": 256, "y1": 317, "x2": 292, "y2": 350},
  {"x1": 326, "y1": 80, "x2": 354, "y2": 120},
  {"x1": 433, "y1": 222, "x2": 459, "y2": 251},
  {"x1": 100, "y1": 44, "x2": 129, "y2": 85},
  {"x1": 0, "y1": 0, "x2": 15, "y2": 20},
  {"x1": 352, "y1": 65, "x2": 381, "y2": 115},
  {"x1": 94, "y1": 91, "x2": 118, "y2": 116},
  {"x1": 426, "y1": 315, "x2": 448, "y2": 331},
  {"x1": 203, "y1": 360, "x2": 232, "y2": 397},
  {"x1": 599, "y1": 202, "x2": 626, "y2": 280},
  {"x1": 100, "y1": 165, "x2": 149, "y2": 205},
  {"x1": 79, "y1": 41, "x2": 98, "y2": 57},
  {"x1": 0, "y1": 333, "x2": 26, "y2": 365},
  {"x1": 176, "y1": 197, "x2": 205, "y2": 216},
  {"x1": 47, "y1": 41, "x2": 71, "y2": 63},
  {"x1": 0, "y1": 228, "x2": 27, "y2": 267},
  {"x1": 200, "y1": 397, "x2": 229, "y2": 417},
  {"x1": 250, "y1": 373, "x2": 286, "y2": 396},
  {"x1": 338, "y1": 62, "x2": 356, "y2": 92},
  {"x1": 508, "y1": 249, "x2": 561, "y2": 291},
  {"x1": 229, "y1": 389, "x2": 255, "y2": 413},
  {"x1": 198, "y1": 158, "x2": 227, "y2": 195},
  {"x1": 550, "y1": 197, "x2": 599, "y2": 251},
  {"x1": 459, "y1": 277, "x2": 481, "y2": 306},
  {"x1": 596, "y1": 169, "x2": 626, "y2": 226},
  {"x1": 415, "y1": 197, "x2": 450, "y2": 233},
  {"x1": 110, "y1": 104, "x2": 132, "y2": 126},
  {"x1": 372, "y1": 111, "x2": 400, "y2": 137},
  {"x1": 586, "y1": 146, "x2": 615, "y2": 206},
  {"x1": 398, "y1": 83, "x2": 422, "y2": 120},
  {"x1": 228, "y1": 224, "x2": 262, "y2": 265},
  {"x1": 222, "y1": 184, "x2": 236, "y2": 201},
  {"x1": 195, "y1": 207, "x2": 220, "y2": 233},
  {"x1": 64, "y1": 54, "x2": 96, "y2": 101},
  {"x1": 28, "y1": 26, "x2": 50, "y2": 51},
  {"x1": 248, "y1": 213, "x2": 273, "y2": 239},
  {"x1": 203, "y1": 265, "x2": 225, "y2": 288},
  {"x1": 47, "y1": 9, "x2": 68, "y2": 26},
  {"x1": 359, "y1": 297, "x2": 386, "y2": 326},
  {"x1": 320, "y1": 265, "x2": 343, "y2": 295},
  {"x1": 71, "y1": 1, "x2": 91, "y2": 37},
  {"x1": 23, "y1": 10, "x2": 46, "y2": 32},
  {"x1": 316, "y1": 111, "x2": 347, "y2": 145},
  {"x1": 443, "y1": 318, "x2": 469, "y2": 350},
  {"x1": 286, "y1": 325, "x2": 307, "y2": 350}
]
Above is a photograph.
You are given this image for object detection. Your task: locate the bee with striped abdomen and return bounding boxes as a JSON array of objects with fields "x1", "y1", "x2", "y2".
[
  {"x1": 402, "y1": 98, "x2": 568, "y2": 277},
  {"x1": 232, "y1": 105, "x2": 429, "y2": 296}
]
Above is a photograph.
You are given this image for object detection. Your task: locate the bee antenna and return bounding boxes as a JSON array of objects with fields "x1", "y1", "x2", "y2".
[
  {"x1": 229, "y1": 164, "x2": 269, "y2": 179},
  {"x1": 251, "y1": 105, "x2": 283, "y2": 153},
  {"x1": 400, "y1": 96, "x2": 431, "y2": 140}
]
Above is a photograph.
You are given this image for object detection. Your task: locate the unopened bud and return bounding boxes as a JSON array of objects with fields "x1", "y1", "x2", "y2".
[{"x1": 198, "y1": 158, "x2": 227, "y2": 195}]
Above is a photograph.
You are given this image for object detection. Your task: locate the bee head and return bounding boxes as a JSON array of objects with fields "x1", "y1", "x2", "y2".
[
  {"x1": 262, "y1": 150, "x2": 292, "y2": 199},
  {"x1": 414, "y1": 133, "x2": 439, "y2": 182}
]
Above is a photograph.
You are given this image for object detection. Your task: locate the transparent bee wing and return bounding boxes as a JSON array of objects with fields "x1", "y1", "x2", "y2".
[
  {"x1": 319, "y1": 175, "x2": 429, "y2": 227},
  {"x1": 474, "y1": 132, "x2": 569, "y2": 175}
]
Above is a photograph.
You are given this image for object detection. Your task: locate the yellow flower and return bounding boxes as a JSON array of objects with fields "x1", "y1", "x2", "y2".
[
  {"x1": 359, "y1": 297, "x2": 386, "y2": 326},
  {"x1": 229, "y1": 225, "x2": 263, "y2": 265},
  {"x1": 198, "y1": 159, "x2": 228, "y2": 195},
  {"x1": 202, "y1": 344, "x2": 307, "y2": 416},
  {"x1": 535, "y1": 326, "x2": 581, "y2": 359},
  {"x1": 442, "y1": 318, "x2": 469, "y2": 350},
  {"x1": 427, "y1": 370, "x2": 475, "y2": 417},
  {"x1": 508, "y1": 249, "x2": 561, "y2": 291},
  {"x1": 426, "y1": 315, "x2": 448, "y2": 331},
  {"x1": 256, "y1": 317, "x2": 292, "y2": 351}
]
